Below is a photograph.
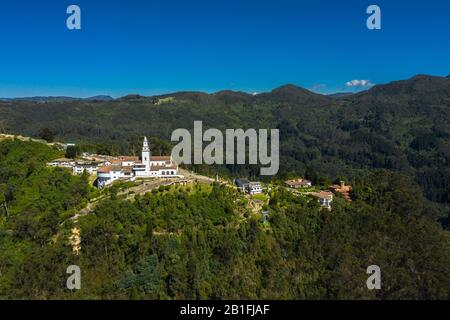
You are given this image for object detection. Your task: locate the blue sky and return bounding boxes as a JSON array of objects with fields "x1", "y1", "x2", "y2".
[{"x1": 0, "y1": 0, "x2": 449, "y2": 97}]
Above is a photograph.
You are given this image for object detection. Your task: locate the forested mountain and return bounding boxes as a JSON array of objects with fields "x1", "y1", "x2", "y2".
[
  {"x1": 0, "y1": 75, "x2": 450, "y2": 298},
  {"x1": 1, "y1": 139, "x2": 450, "y2": 299},
  {"x1": 0, "y1": 74, "x2": 449, "y2": 205},
  {"x1": 0, "y1": 95, "x2": 114, "y2": 102}
]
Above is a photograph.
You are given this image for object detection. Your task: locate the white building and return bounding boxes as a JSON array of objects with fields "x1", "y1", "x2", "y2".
[
  {"x1": 285, "y1": 178, "x2": 312, "y2": 189},
  {"x1": 234, "y1": 179, "x2": 263, "y2": 195},
  {"x1": 47, "y1": 158, "x2": 76, "y2": 168},
  {"x1": 72, "y1": 162, "x2": 101, "y2": 175},
  {"x1": 97, "y1": 137, "x2": 179, "y2": 188},
  {"x1": 48, "y1": 158, "x2": 106, "y2": 176},
  {"x1": 247, "y1": 182, "x2": 263, "y2": 195},
  {"x1": 310, "y1": 191, "x2": 334, "y2": 210}
]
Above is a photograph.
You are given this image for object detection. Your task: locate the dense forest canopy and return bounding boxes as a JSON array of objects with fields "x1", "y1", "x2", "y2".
[{"x1": 1, "y1": 139, "x2": 450, "y2": 299}]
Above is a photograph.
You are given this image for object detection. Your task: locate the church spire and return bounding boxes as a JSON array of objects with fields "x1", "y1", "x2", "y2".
[{"x1": 143, "y1": 136, "x2": 150, "y2": 152}]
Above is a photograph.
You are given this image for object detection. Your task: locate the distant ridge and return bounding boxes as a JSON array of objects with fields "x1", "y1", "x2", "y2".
[
  {"x1": 86, "y1": 95, "x2": 114, "y2": 101},
  {"x1": 0, "y1": 95, "x2": 114, "y2": 102},
  {"x1": 3, "y1": 74, "x2": 450, "y2": 103},
  {"x1": 268, "y1": 84, "x2": 321, "y2": 97},
  {"x1": 118, "y1": 94, "x2": 149, "y2": 101},
  {"x1": 256, "y1": 84, "x2": 333, "y2": 106},
  {"x1": 356, "y1": 74, "x2": 450, "y2": 99},
  {"x1": 328, "y1": 92, "x2": 355, "y2": 99}
]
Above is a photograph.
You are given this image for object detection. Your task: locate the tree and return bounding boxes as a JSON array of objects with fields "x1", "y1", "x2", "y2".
[
  {"x1": 0, "y1": 185, "x2": 9, "y2": 217},
  {"x1": 39, "y1": 128, "x2": 55, "y2": 143},
  {"x1": 146, "y1": 219, "x2": 154, "y2": 241},
  {"x1": 65, "y1": 145, "x2": 80, "y2": 159},
  {"x1": 305, "y1": 166, "x2": 318, "y2": 185}
]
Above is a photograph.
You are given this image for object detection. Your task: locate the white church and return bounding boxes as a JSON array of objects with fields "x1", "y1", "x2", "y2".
[{"x1": 97, "y1": 137, "x2": 179, "y2": 187}]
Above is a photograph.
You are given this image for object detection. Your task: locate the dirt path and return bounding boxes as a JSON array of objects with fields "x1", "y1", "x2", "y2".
[{"x1": 69, "y1": 227, "x2": 81, "y2": 255}]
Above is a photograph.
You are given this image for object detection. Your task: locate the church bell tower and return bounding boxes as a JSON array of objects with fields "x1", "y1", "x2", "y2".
[{"x1": 142, "y1": 136, "x2": 151, "y2": 171}]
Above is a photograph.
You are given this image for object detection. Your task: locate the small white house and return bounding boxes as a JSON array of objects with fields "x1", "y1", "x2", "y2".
[
  {"x1": 47, "y1": 158, "x2": 76, "y2": 168},
  {"x1": 235, "y1": 179, "x2": 263, "y2": 195},
  {"x1": 247, "y1": 182, "x2": 263, "y2": 195},
  {"x1": 72, "y1": 162, "x2": 100, "y2": 175},
  {"x1": 285, "y1": 178, "x2": 312, "y2": 189},
  {"x1": 310, "y1": 191, "x2": 334, "y2": 210}
]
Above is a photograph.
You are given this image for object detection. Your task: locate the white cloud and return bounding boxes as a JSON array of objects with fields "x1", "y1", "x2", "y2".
[{"x1": 345, "y1": 80, "x2": 374, "y2": 87}]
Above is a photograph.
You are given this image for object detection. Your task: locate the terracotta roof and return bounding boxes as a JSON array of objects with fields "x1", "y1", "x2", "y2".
[
  {"x1": 91, "y1": 154, "x2": 115, "y2": 159},
  {"x1": 98, "y1": 166, "x2": 113, "y2": 173},
  {"x1": 330, "y1": 184, "x2": 351, "y2": 192},
  {"x1": 285, "y1": 179, "x2": 311, "y2": 186},
  {"x1": 151, "y1": 156, "x2": 171, "y2": 161},
  {"x1": 98, "y1": 165, "x2": 132, "y2": 173},
  {"x1": 119, "y1": 156, "x2": 139, "y2": 161},
  {"x1": 150, "y1": 164, "x2": 178, "y2": 172},
  {"x1": 74, "y1": 162, "x2": 99, "y2": 167},
  {"x1": 330, "y1": 183, "x2": 352, "y2": 202},
  {"x1": 310, "y1": 191, "x2": 334, "y2": 200}
]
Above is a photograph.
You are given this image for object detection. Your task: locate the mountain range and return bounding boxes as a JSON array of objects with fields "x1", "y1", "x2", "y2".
[
  {"x1": 0, "y1": 95, "x2": 114, "y2": 102},
  {"x1": 0, "y1": 74, "x2": 449, "y2": 205}
]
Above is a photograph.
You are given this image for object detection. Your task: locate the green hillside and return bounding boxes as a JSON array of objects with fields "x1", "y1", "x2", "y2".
[{"x1": 1, "y1": 139, "x2": 450, "y2": 299}]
